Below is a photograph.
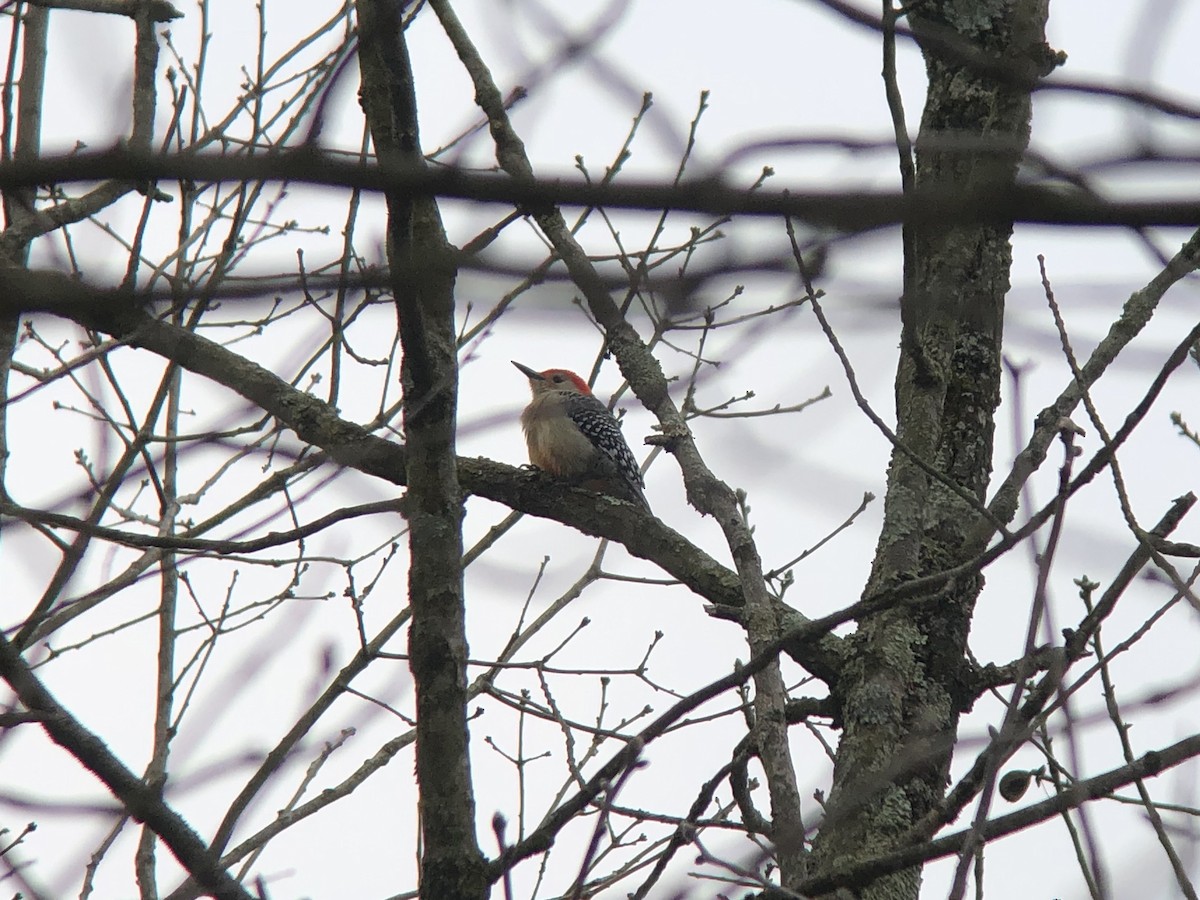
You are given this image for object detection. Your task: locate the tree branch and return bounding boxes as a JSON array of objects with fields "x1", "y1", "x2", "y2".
[
  {"x1": 0, "y1": 146, "x2": 1197, "y2": 228},
  {"x1": 0, "y1": 632, "x2": 254, "y2": 900}
]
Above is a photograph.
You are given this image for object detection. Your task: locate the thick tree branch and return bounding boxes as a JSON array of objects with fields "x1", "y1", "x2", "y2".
[
  {"x1": 0, "y1": 265, "x2": 845, "y2": 679},
  {"x1": 0, "y1": 147, "x2": 1197, "y2": 228},
  {"x1": 24, "y1": 0, "x2": 183, "y2": 20}
]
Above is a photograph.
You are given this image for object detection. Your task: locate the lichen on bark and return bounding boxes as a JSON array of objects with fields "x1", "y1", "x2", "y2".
[{"x1": 806, "y1": 3, "x2": 1056, "y2": 897}]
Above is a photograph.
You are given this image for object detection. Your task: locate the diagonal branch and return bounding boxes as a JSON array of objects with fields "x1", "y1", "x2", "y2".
[
  {"x1": 796, "y1": 730, "x2": 1200, "y2": 897},
  {"x1": 0, "y1": 632, "x2": 254, "y2": 900},
  {"x1": 0, "y1": 264, "x2": 845, "y2": 679},
  {"x1": 429, "y1": 0, "x2": 807, "y2": 884},
  {"x1": 983, "y1": 227, "x2": 1200, "y2": 541}
]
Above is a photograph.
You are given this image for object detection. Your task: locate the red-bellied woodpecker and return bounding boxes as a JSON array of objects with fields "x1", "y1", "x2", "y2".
[{"x1": 512, "y1": 360, "x2": 649, "y2": 509}]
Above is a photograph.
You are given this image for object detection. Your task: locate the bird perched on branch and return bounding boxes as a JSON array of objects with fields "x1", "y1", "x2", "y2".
[{"x1": 512, "y1": 361, "x2": 649, "y2": 510}]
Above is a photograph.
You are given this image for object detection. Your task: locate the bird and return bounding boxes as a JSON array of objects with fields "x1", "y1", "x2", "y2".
[{"x1": 512, "y1": 361, "x2": 649, "y2": 509}]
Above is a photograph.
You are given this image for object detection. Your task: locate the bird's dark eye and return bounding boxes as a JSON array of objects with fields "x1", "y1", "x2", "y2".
[{"x1": 552, "y1": 374, "x2": 564, "y2": 383}]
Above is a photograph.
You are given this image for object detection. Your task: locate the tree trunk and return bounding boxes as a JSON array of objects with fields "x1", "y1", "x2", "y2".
[
  {"x1": 357, "y1": 2, "x2": 486, "y2": 897},
  {"x1": 808, "y1": 3, "x2": 1055, "y2": 897}
]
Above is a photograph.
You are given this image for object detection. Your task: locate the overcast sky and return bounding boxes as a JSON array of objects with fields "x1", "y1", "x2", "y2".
[{"x1": 5, "y1": 2, "x2": 1200, "y2": 898}]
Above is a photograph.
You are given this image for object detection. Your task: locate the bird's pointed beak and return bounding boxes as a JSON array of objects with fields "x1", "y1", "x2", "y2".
[{"x1": 511, "y1": 360, "x2": 543, "y2": 381}]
